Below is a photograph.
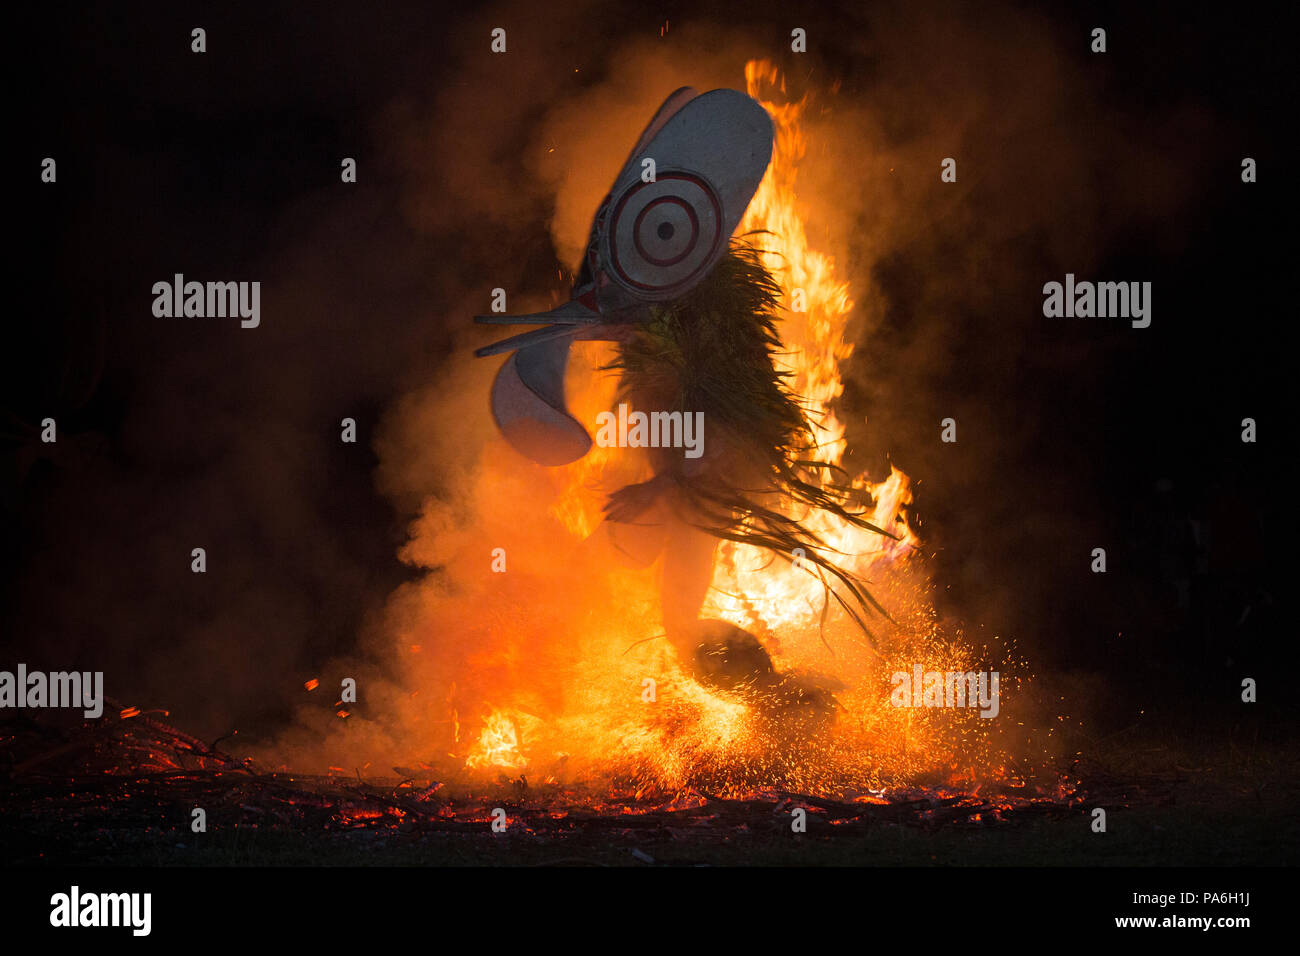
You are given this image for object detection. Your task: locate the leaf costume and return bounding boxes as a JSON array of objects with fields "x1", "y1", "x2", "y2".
[{"x1": 474, "y1": 88, "x2": 890, "y2": 706}]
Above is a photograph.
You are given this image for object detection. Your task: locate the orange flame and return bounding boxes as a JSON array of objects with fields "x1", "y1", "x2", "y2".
[
  {"x1": 454, "y1": 61, "x2": 1017, "y2": 793},
  {"x1": 464, "y1": 709, "x2": 530, "y2": 772}
]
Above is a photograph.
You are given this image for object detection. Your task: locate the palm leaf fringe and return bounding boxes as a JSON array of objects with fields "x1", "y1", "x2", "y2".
[{"x1": 603, "y1": 238, "x2": 897, "y2": 647}]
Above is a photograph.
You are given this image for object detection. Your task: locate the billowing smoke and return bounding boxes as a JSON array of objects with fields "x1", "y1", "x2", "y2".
[{"x1": 6, "y1": 0, "x2": 1232, "y2": 771}]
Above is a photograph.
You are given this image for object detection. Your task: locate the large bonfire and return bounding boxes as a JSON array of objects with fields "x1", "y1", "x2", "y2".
[{"x1": 425, "y1": 61, "x2": 1025, "y2": 798}]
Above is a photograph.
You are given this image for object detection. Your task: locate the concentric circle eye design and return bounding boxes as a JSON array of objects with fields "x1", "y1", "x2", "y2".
[{"x1": 606, "y1": 172, "x2": 723, "y2": 299}]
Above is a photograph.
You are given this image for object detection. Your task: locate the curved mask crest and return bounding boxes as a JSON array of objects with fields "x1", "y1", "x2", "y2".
[{"x1": 474, "y1": 87, "x2": 775, "y2": 466}]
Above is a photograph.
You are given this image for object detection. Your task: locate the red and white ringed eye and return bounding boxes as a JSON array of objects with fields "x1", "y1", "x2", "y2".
[{"x1": 605, "y1": 172, "x2": 722, "y2": 300}]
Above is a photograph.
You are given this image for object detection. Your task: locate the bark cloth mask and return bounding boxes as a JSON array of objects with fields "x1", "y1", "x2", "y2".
[{"x1": 474, "y1": 87, "x2": 774, "y2": 466}]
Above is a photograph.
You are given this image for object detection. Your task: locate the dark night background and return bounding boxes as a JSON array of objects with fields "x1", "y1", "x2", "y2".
[{"x1": 3, "y1": 0, "x2": 1294, "y2": 751}]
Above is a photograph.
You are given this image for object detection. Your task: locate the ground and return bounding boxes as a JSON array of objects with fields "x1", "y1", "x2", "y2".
[{"x1": 3, "y1": 709, "x2": 1295, "y2": 866}]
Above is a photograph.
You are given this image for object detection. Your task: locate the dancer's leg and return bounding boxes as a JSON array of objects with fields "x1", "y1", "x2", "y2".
[{"x1": 660, "y1": 517, "x2": 719, "y2": 660}]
